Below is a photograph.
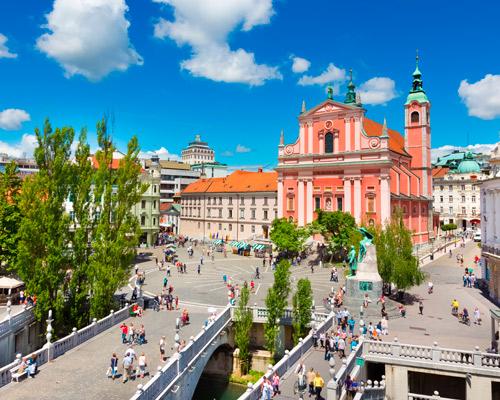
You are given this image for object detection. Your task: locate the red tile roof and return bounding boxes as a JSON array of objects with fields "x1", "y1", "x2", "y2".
[
  {"x1": 432, "y1": 167, "x2": 449, "y2": 178},
  {"x1": 182, "y1": 170, "x2": 277, "y2": 194},
  {"x1": 363, "y1": 118, "x2": 408, "y2": 156}
]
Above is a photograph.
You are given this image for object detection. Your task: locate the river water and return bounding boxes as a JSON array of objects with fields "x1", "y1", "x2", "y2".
[{"x1": 192, "y1": 375, "x2": 246, "y2": 400}]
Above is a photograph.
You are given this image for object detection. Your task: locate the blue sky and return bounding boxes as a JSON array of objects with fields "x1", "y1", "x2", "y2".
[{"x1": 1, "y1": 0, "x2": 499, "y2": 168}]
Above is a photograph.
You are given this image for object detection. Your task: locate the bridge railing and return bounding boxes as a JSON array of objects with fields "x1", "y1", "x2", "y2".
[
  {"x1": 130, "y1": 305, "x2": 232, "y2": 400},
  {"x1": 250, "y1": 307, "x2": 293, "y2": 324},
  {"x1": 0, "y1": 303, "x2": 133, "y2": 387},
  {"x1": 0, "y1": 306, "x2": 35, "y2": 339},
  {"x1": 238, "y1": 312, "x2": 335, "y2": 400}
]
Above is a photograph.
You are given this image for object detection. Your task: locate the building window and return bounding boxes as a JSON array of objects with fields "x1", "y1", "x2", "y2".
[
  {"x1": 472, "y1": 207, "x2": 476, "y2": 215},
  {"x1": 229, "y1": 197, "x2": 233, "y2": 205},
  {"x1": 274, "y1": 210, "x2": 278, "y2": 219},
  {"x1": 251, "y1": 197, "x2": 256, "y2": 205},
  {"x1": 153, "y1": 200, "x2": 157, "y2": 209},
  {"x1": 218, "y1": 209, "x2": 222, "y2": 218},
  {"x1": 440, "y1": 196, "x2": 443, "y2": 203},
  {"x1": 315, "y1": 197, "x2": 321, "y2": 210},
  {"x1": 461, "y1": 195, "x2": 466, "y2": 203},
  {"x1": 207, "y1": 197, "x2": 211, "y2": 205},
  {"x1": 251, "y1": 225, "x2": 255, "y2": 233},
  {"x1": 449, "y1": 195, "x2": 453, "y2": 202},
  {"x1": 472, "y1": 195, "x2": 476, "y2": 202},
  {"x1": 153, "y1": 185, "x2": 157, "y2": 193},
  {"x1": 325, "y1": 132, "x2": 334, "y2": 153},
  {"x1": 325, "y1": 197, "x2": 332, "y2": 210},
  {"x1": 153, "y1": 218, "x2": 156, "y2": 226},
  {"x1": 449, "y1": 185, "x2": 453, "y2": 191},
  {"x1": 228, "y1": 223, "x2": 232, "y2": 231},
  {"x1": 337, "y1": 197, "x2": 343, "y2": 211},
  {"x1": 367, "y1": 196, "x2": 375, "y2": 213},
  {"x1": 263, "y1": 210, "x2": 268, "y2": 220},
  {"x1": 198, "y1": 222, "x2": 201, "y2": 228},
  {"x1": 449, "y1": 206, "x2": 453, "y2": 214},
  {"x1": 141, "y1": 200, "x2": 146, "y2": 209},
  {"x1": 264, "y1": 197, "x2": 268, "y2": 206},
  {"x1": 462, "y1": 207, "x2": 466, "y2": 214},
  {"x1": 207, "y1": 208, "x2": 211, "y2": 218},
  {"x1": 218, "y1": 223, "x2": 222, "y2": 230},
  {"x1": 69, "y1": 211, "x2": 75, "y2": 221},
  {"x1": 440, "y1": 206, "x2": 443, "y2": 213},
  {"x1": 240, "y1": 197, "x2": 244, "y2": 205},
  {"x1": 219, "y1": 197, "x2": 222, "y2": 205},
  {"x1": 461, "y1": 185, "x2": 466, "y2": 191},
  {"x1": 228, "y1": 209, "x2": 233, "y2": 219},
  {"x1": 240, "y1": 224, "x2": 244, "y2": 232},
  {"x1": 411, "y1": 111, "x2": 420, "y2": 124},
  {"x1": 141, "y1": 215, "x2": 145, "y2": 226},
  {"x1": 240, "y1": 209, "x2": 245, "y2": 219},
  {"x1": 207, "y1": 222, "x2": 211, "y2": 229},
  {"x1": 287, "y1": 196, "x2": 294, "y2": 211},
  {"x1": 251, "y1": 209, "x2": 256, "y2": 220},
  {"x1": 440, "y1": 185, "x2": 444, "y2": 191}
]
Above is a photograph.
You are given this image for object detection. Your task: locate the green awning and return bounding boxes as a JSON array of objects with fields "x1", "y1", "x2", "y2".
[
  {"x1": 253, "y1": 244, "x2": 265, "y2": 251},
  {"x1": 212, "y1": 239, "x2": 223, "y2": 245},
  {"x1": 229, "y1": 241, "x2": 239, "y2": 247}
]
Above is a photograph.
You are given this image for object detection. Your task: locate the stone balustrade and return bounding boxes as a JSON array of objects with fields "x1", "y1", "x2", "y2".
[
  {"x1": 238, "y1": 312, "x2": 335, "y2": 400},
  {"x1": 130, "y1": 305, "x2": 232, "y2": 400},
  {"x1": 0, "y1": 306, "x2": 35, "y2": 339},
  {"x1": 0, "y1": 304, "x2": 132, "y2": 388}
]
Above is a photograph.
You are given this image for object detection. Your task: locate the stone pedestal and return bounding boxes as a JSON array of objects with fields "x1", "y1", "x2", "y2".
[{"x1": 345, "y1": 243, "x2": 382, "y2": 309}]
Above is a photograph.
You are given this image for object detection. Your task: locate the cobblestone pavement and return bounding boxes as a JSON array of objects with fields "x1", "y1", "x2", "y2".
[{"x1": 0, "y1": 305, "x2": 222, "y2": 400}]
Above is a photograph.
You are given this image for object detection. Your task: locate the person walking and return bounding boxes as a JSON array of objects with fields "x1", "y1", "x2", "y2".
[
  {"x1": 272, "y1": 371, "x2": 280, "y2": 397},
  {"x1": 109, "y1": 353, "x2": 118, "y2": 380},
  {"x1": 306, "y1": 368, "x2": 316, "y2": 397},
  {"x1": 120, "y1": 323, "x2": 128, "y2": 344},
  {"x1": 474, "y1": 307, "x2": 481, "y2": 325},
  {"x1": 419, "y1": 301, "x2": 424, "y2": 315},
  {"x1": 138, "y1": 352, "x2": 147, "y2": 378},
  {"x1": 197, "y1": 264, "x2": 201, "y2": 274},
  {"x1": 122, "y1": 354, "x2": 133, "y2": 383},
  {"x1": 313, "y1": 372, "x2": 325, "y2": 400},
  {"x1": 159, "y1": 336, "x2": 166, "y2": 362}
]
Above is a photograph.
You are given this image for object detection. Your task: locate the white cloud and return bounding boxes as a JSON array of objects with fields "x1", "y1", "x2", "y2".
[
  {"x1": 153, "y1": 0, "x2": 281, "y2": 86},
  {"x1": 0, "y1": 134, "x2": 38, "y2": 158},
  {"x1": 0, "y1": 109, "x2": 31, "y2": 130},
  {"x1": 235, "y1": 144, "x2": 251, "y2": 153},
  {"x1": 298, "y1": 63, "x2": 346, "y2": 87},
  {"x1": 221, "y1": 150, "x2": 234, "y2": 157},
  {"x1": 291, "y1": 56, "x2": 310, "y2": 73},
  {"x1": 358, "y1": 77, "x2": 397, "y2": 105},
  {"x1": 431, "y1": 143, "x2": 497, "y2": 163},
  {"x1": 139, "y1": 146, "x2": 179, "y2": 160},
  {"x1": 36, "y1": 0, "x2": 143, "y2": 81},
  {"x1": 0, "y1": 33, "x2": 17, "y2": 59},
  {"x1": 458, "y1": 74, "x2": 500, "y2": 119}
]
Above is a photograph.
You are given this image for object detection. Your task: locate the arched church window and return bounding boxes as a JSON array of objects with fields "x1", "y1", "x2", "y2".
[
  {"x1": 411, "y1": 111, "x2": 420, "y2": 124},
  {"x1": 325, "y1": 132, "x2": 334, "y2": 153}
]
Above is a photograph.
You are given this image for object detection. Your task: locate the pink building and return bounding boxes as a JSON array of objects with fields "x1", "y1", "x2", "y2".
[{"x1": 277, "y1": 61, "x2": 433, "y2": 244}]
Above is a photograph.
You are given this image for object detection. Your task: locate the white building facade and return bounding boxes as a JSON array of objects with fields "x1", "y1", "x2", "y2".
[{"x1": 181, "y1": 134, "x2": 215, "y2": 165}]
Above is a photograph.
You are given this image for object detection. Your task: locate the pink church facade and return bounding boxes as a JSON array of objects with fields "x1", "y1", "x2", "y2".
[{"x1": 276, "y1": 63, "x2": 433, "y2": 244}]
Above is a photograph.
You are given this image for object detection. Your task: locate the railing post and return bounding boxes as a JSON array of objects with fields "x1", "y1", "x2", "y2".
[
  {"x1": 432, "y1": 390, "x2": 440, "y2": 399},
  {"x1": 135, "y1": 384, "x2": 143, "y2": 396},
  {"x1": 72, "y1": 327, "x2": 78, "y2": 348},
  {"x1": 432, "y1": 341, "x2": 441, "y2": 362},
  {"x1": 92, "y1": 318, "x2": 98, "y2": 336},
  {"x1": 327, "y1": 356, "x2": 336, "y2": 400},
  {"x1": 45, "y1": 310, "x2": 54, "y2": 362},
  {"x1": 110, "y1": 309, "x2": 115, "y2": 325},
  {"x1": 284, "y1": 349, "x2": 290, "y2": 371},
  {"x1": 391, "y1": 337, "x2": 400, "y2": 358},
  {"x1": 473, "y1": 345, "x2": 482, "y2": 367}
]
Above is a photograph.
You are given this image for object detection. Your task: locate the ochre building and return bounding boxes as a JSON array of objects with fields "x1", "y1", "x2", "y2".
[{"x1": 277, "y1": 61, "x2": 433, "y2": 244}]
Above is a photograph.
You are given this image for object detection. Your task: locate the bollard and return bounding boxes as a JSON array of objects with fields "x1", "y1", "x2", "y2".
[{"x1": 136, "y1": 384, "x2": 143, "y2": 396}]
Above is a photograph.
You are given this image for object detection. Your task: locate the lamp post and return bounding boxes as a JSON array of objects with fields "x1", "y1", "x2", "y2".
[{"x1": 6, "y1": 288, "x2": 12, "y2": 320}]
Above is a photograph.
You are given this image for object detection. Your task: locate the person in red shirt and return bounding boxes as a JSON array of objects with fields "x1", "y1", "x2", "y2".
[
  {"x1": 120, "y1": 323, "x2": 128, "y2": 344},
  {"x1": 250, "y1": 280, "x2": 255, "y2": 292}
]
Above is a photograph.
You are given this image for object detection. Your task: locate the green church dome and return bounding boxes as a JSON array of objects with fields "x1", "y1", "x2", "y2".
[{"x1": 456, "y1": 152, "x2": 481, "y2": 173}]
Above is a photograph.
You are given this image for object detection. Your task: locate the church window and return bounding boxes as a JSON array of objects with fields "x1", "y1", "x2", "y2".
[
  {"x1": 337, "y1": 197, "x2": 343, "y2": 211},
  {"x1": 325, "y1": 132, "x2": 334, "y2": 153},
  {"x1": 315, "y1": 197, "x2": 321, "y2": 210},
  {"x1": 287, "y1": 196, "x2": 295, "y2": 211},
  {"x1": 367, "y1": 196, "x2": 375, "y2": 213},
  {"x1": 411, "y1": 111, "x2": 420, "y2": 124}
]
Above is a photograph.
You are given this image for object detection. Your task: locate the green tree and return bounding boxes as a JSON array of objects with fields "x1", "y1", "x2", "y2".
[
  {"x1": 264, "y1": 259, "x2": 291, "y2": 357},
  {"x1": 15, "y1": 120, "x2": 74, "y2": 332},
  {"x1": 87, "y1": 118, "x2": 146, "y2": 319},
  {"x1": 0, "y1": 162, "x2": 22, "y2": 273},
  {"x1": 375, "y1": 210, "x2": 424, "y2": 296},
  {"x1": 269, "y1": 218, "x2": 307, "y2": 256},
  {"x1": 234, "y1": 285, "x2": 253, "y2": 375},
  {"x1": 315, "y1": 210, "x2": 359, "y2": 261},
  {"x1": 292, "y1": 278, "x2": 313, "y2": 345}
]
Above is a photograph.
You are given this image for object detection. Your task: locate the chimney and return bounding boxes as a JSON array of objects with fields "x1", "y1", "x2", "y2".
[{"x1": 258, "y1": 167, "x2": 263, "y2": 173}]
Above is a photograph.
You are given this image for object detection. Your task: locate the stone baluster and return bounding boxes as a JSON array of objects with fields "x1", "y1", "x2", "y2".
[
  {"x1": 6, "y1": 289, "x2": 12, "y2": 320},
  {"x1": 109, "y1": 309, "x2": 115, "y2": 325},
  {"x1": 45, "y1": 309, "x2": 54, "y2": 361},
  {"x1": 432, "y1": 391, "x2": 440, "y2": 399},
  {"x1": 391, "y1": 337, "x2": 400, "y2": 357},
  {"x1": 284, "y1": 350, "x2": 290, "y2": 371},
  {"x1": 71, "y1": 327, "x2": 78, "y2": 347},
  {"x1": 298, "y1": 338, "x2": 303, "y2": 356},
  {"x1": 432, "y1": 341, "x2": 441, "y2": 362},
  {"x1": 245, "y1": 382, "x2": 253, "y2": 393},
  {"x1": 92, "y1": 317, "x2": 98, "y2": 336},
  {"x1": 326, "y1": 356, "x2": 336, "y2": 400},
  {"x1": 473, "y1": 345, "x2": 482, "y2": 367},
  {"x1": 135, "y1": 384, "x2": 143, "y2": 396}
]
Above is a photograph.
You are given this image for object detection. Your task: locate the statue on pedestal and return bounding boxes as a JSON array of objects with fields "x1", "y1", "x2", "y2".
[
  {"x1": 347, "y1": 245, "x2": 357, "y2": 276},
  {"x1": 358, "y1": 227, "x2": 374, "y2": 263}
]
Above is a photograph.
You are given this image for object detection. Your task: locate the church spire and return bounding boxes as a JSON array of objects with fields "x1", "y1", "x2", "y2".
[
  {"x1": 381, "y1": 117, "x2": 389, "y2": 138},
  {"x1": 405, "y1": 50, "x2": 429, "y2": 105},
  {"x1": 344, "y1": 68, "x2": 357, "y2": 105},
  {"x1": 279, "y1": 129, "x2": 284, "y2": 146},
  {"x1": 301, "y1": 99, "x2": 306, "y2": 113}
]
